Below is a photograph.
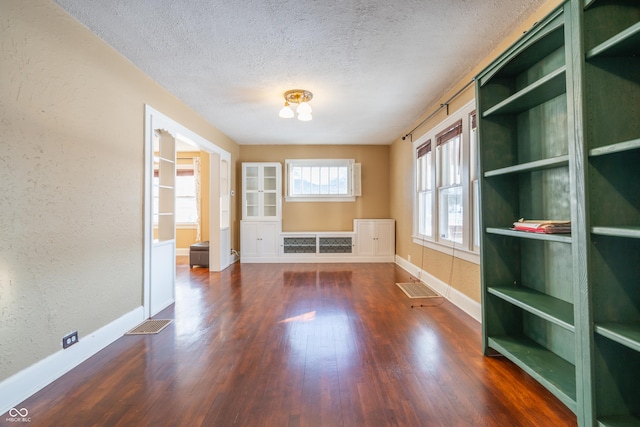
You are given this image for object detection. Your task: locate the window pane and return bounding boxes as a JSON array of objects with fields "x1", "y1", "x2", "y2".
[
  {"x1": 438, "y1": 136, "x2": 461, "y2": 187},
  {"x1": 329, "y1": 167, "x2": 338, "y2": 194},
  {"x1": 417, "y1": 154, "x2": 431, "y2": 191},
  {"x1": 418, "y1": 190, "x2": 432, "y2": 237},
  {"x1": 439, "y1": 186, "x2": 463, "y2": 244},
  {"x1": 302, "y1": 167, "x2": 311, "y2": 194},
  {"x1": 291, "y1": 166, "x2": 302, "y2": 195},
  {"x1": 288, "y1": 162, "x2": 351, "y2": 197},
  {"x1": 176, "y1": 197, "x2": 197, "y2": 223},
  {"x1": 175, "y1": 175, "x2": 195, "y2": 197},
  {"x1": 320, "y1": 167, "x2": 329, "y2": 194},
  {"x1": 175, "y1": 174, "x2": 198, "y2": 223},
  {"x1": 338, "y1": 167, "x2": 348, "y2": 194}
]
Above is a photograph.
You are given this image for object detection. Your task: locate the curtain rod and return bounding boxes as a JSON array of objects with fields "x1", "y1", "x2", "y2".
[{"x1": 402, "y1": 79, "x2": 475, "y2": 141}]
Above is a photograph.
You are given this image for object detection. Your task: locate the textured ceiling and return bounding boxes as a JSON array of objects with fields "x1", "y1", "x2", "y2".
[{"x1": 53, "y1": 0, "x2": 545, "y2": 145}]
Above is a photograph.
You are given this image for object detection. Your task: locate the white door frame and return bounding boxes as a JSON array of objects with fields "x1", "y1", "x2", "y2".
[{"x1": 143, "y1": 105, "x2": 231, "y2": 318}]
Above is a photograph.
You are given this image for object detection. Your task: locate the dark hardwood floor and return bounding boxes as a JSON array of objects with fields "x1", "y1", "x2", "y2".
[{"x1": 8, "y1": 260, "x2": 577, "y2": 427}]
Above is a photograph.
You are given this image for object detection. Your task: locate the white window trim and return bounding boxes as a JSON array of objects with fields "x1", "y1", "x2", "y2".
[
  {"x1": 412, "y1": 99, "x2": 479, "y2": 265},
  {"x1": 412, "y1": 234, "x2": 479, "y2": 264},
  {"x1": 285, "y1": 158, "x2": 358, "y2": 202}
]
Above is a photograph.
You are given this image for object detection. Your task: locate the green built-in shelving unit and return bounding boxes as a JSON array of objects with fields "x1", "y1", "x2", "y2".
[{"x1": 476, "y1": 0, "x2": 640, "y2": 425}]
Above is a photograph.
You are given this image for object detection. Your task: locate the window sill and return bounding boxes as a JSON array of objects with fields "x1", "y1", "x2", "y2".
[
  {"x1": 176, "y1": 223, "x2": 197, "y2": 230},
  {"x1": 285, "y1": 196, "x2": 355, "y2": 203},
  {"x1": 412, "y1": 235, "x2": 480, "y2": 264}
]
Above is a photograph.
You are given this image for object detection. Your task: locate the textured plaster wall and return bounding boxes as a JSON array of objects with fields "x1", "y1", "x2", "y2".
[
  {"x1": 390, "y1": 0, "x2": 564, "y2": 304},
  {"x1": 0, "y1": 0, "x2": 239, "y2": 381}
]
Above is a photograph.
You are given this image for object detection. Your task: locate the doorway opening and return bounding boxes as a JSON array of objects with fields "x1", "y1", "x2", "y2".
[{"x1": 144, "y1": 106, "x2": 231, "y2": 319}]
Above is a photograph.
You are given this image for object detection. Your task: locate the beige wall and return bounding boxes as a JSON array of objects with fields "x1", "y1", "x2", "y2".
[
  {"x1": 239, "y1": 145, "x2": 390, "y2": 232},
  {"x1": 390, "y1": 0, "x2": 564, "y2": 303},
  {"x1": 0, "y1": 0, "x2": 239, "y2": 381}
]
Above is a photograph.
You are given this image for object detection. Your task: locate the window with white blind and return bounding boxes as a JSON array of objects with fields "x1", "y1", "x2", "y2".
[
  {"x1": 437, "y1": 119, "x2": 463, "y2": 244},
  {"x1": 285, "y1": 159, "x2": 360, "y2": 202},
  {"x1": 413, "y1": 99, "x2": 478, "y2": 263},
  {"x1": 416, "y1": 140, "x2": 433, "y2": 237}
]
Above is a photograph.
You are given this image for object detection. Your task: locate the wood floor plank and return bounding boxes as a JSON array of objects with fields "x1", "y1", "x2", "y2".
[{"x1": 8, "y1": 261, "x2": 577, "y2": 426}]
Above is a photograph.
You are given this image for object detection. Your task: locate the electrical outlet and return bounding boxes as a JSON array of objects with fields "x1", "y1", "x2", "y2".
[{"x1": 62, "y1": 331, "x2": 78, "y2": 349}]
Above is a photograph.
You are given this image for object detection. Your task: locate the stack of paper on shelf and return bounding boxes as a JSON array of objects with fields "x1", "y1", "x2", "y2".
[{"x1": 513, "y1": 219, "x2": 571, "y2": 234}]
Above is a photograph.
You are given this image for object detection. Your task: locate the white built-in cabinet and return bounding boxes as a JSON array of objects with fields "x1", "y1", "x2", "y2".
[
  {"x1": 241, "y1": 219, "x2": 395, "y2": 263},
  {"x1": 240, "y1": 162, "x2": 282, "y2": 262},
  {"x1": 240, "y1": 221, "x2": 280, "y2": 259},
  {"x1": 239, "y1": 163, "x2": 396, "y2": 263},
  {"x1": 355, "y1": 219, "x2": 395, "y2": 258},
  {"x1": 242, "y1": 162, "x2": 281, "y2": 220}
]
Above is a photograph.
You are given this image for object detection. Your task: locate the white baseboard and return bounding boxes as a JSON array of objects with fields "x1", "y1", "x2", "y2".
[
  {"x1": 0, "y1": 306, "x2": 145, "y2": 416},
  {"x1": 176, "y1": 248, "x2": 189, "y2": 257},
  {"x1": 240, "y1": 255, "x2": 396, "y2": 263},
  {"x1": 395, "y1": 255, "x2": 481, "y2": 323}
]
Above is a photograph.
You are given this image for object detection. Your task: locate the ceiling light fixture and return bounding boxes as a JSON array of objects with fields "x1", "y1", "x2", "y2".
[{"x1": 279, "y1": 89, "x2": 313, "y2": 121}]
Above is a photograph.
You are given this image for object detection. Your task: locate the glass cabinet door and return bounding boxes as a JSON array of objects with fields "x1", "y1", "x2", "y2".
[
  {"x1": 244, "y1": 165, "x2": 260, "y2": 218},
  {"x1": 243, "y1": 163, "x2": 281, "y2": 220},
  {"x1": 262, "y1": 165, "x2": 278, "y2": 218}
]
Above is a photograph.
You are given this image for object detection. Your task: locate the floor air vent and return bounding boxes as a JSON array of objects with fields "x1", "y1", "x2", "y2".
[
  {"x1": 396, "y1": 282, "x2": 439, "y2": 299},
  {"x1": 125, "y1": 319, "x2": 172, "y2": 335}
]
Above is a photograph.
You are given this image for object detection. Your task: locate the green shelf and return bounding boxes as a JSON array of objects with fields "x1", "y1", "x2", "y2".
[
  {"x1": 484, "y1": 155, "x2": 569, "y2": 177},
  {"x1": 488, "y1": 336, "x2": 577, "y2": 412},
  {"x1": 590, "y1": 139, "x2": 640, "y2": 157},
  {"x1": 483, "y1": 66, "x2": 567, "y2": 117},
  {"x1": 591, "y1": 227, "x2": 640, "y2": 239},
  {"x1": 586, "y1": 22, "x2": 640, "y2": 59},
  {"x1": 479, "y1": 1, "x2": 640, "y2": 424},
  {"x1": 488, "y1": 286, "x2": 575, "y2": 331},
  {"x1": 595, "y1": 323, "x2": 640, "y2": 353},
  {"x1": 598, "y1": 414, "x2": 640, "y2": 427},
  {"x1": 486, "y1": 227, "x2": 572, "y2": 243}
]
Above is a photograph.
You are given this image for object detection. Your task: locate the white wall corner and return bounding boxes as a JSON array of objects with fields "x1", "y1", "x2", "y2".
[
  {"x1": 395, "y1": 255, "x2": 482, "y2": 323},
  {"x1": 0, "y1": 306, "x2": 145, "y2": 416}
]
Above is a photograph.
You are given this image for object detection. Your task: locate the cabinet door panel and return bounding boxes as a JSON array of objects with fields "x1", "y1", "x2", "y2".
[
  {"x1": 242, "y1": 162, "x2": 281, "y2": 220},
  {"x1": 241, "y1": 222, "x2": 259, "y2": 257},
  {"x1": 376, "y1": 221, "x2": 395, "y2": 256},
  {"x1": 245, "y1": 166, "x2": 259, "y2": 191},
  {"x1": 260, "y1": 222, "x2": 279, "y2": 257},
  {"x1": 356, "y1": 221, "x2": 376, "y2": 256}
]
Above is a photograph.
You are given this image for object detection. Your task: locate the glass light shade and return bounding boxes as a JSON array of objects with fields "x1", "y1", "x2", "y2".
[
  {"x1": 298, "y1": 112, "x2": 312, "y2": 121},
  {"x1": 279, "y1": 103, "x2": 294, "y2": 118},
  {"x1": 296, "y1": 101, "x2": 312, "y2": 114}
]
